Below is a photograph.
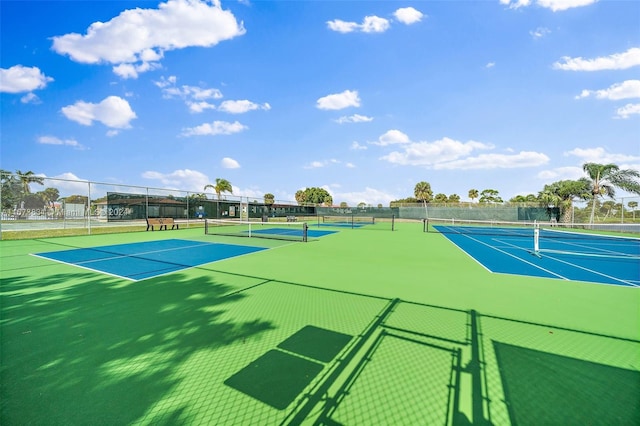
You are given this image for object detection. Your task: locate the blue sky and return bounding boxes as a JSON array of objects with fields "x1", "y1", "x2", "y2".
[{"x1": 1, "y1": 0, "x2": 639, "y2": 206}]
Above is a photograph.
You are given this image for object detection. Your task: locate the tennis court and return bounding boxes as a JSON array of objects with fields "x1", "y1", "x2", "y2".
[
  {"x1": 1, "y1": 220, "x2": 639, "y2": 425},
  {"x1": 433, "y1": 222, "x2": 640, "y2": 286}
]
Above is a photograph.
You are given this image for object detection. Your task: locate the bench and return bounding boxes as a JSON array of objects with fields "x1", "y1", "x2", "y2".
[{"x1": 146, "y1": 218, "x2": 179, "y2": 231}]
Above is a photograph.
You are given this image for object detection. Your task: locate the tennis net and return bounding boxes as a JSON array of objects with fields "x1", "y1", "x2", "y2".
[
  {"x1": 205, "y1": 219, "x2": 308, "y2": 242},
  {"x1": 427, "y1": 218, "x2": 640, "y2": 238},
  {"x1": 321, "y1": 215, "x2": 375, "y2": 227}
]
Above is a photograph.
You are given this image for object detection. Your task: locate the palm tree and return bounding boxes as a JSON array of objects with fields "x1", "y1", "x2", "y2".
[
  {"x1": 414, "y1": 181, "x2": 432, "y2": 218},
  {"x1": 204, "y1": 178, "x2": 233, "y2": 200},
  {"x1": 468, "y1": 189, "x2": 478, "y2": 203},
  {"x1": 538, "y1": 179, "x2": 591, "y2": 223},
  {"x1": 264, "y1": 193, "x2": 275, "y2": 206},
  {"x1": 582, "y1": 163, "x2": 640, "y2": 224},
  {"x1": 15, "y1": 170, "x2": 44, "y2": 194}
]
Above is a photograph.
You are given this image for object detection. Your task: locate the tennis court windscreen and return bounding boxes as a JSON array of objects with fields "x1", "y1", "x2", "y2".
[{"x1": 205, "y1": 219, "x2": 308, "y2": 242}]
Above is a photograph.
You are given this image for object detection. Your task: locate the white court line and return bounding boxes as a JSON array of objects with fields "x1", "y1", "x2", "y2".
[
  {"x1": 30, "y1": 240, "x2": 264, "y2": 282},
  {"x1": 493, "y1": 237, "x2": 639, "y2": 287},
  {"x1": 446, "y1": 233, "x2": 569, "y2": 280}
]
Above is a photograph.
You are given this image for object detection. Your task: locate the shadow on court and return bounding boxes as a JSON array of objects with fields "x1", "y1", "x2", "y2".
[{"x1": 0, "y1": 271, "x2": 274, "y2": 425}]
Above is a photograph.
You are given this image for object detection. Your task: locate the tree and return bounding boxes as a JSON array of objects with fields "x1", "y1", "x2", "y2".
[
  {"x1": 582, "y1": 163, "x2": 640, "y2": 224},
  {"x1": 37, "y1": 187, "x2": 60, "y2": 207},
  {"x1": 434, "y1": 193, "x2": 448, "y2": 203},
  {"x1": 538, "y1": 179, "x2": 590, "y2": 223},
  {"x1": 468, "y1": 189, "x2": 479, "y2": 203},
  {"x1": 339, "y1": 202, "x2": 348, "y2": 208},
  {"x1": 448, "y1": 194, "x2": 460, "y2": 203},
  {"x1": 357, "y1": 202, "x2": 366, "y2": 208},
  {"x1": 479, "y1": 189, "x2": 503, "y2": 204},
  {"x1": 299, "y1": 187, "x2": 332, "y2": 205},
  {"x1": 414, "y1": 181, "x2": 432, "y2": 217},
  {"x1": 204, "y1": 178, "x2": 233, "y2": 200},
  {"x1": 15, "y1": 170, "x2": 44, "y2": 194},
  {"x1": 628, "y1": 201, "x2": 638, "y2": 219},
  {"x1": 264, "y1": 193, "x2": 275, "y2": 206},
  {"x1": 295, "y1": 190, "x2": 306, "y2": 205}
]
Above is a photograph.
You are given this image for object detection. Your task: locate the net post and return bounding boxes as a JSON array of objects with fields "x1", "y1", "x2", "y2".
[
  {"x1": 391, "y1": 215, "x2": 395, "y2": 231},
  {"x1": 533, "y1": 222, "x2": 540, "y2": 256},
  {"x1": 303, "y1": 222, "x2": 308, "y2": 242},
  {"x1": 423, "y1": 218, "x2": 428, "y2": 233}
]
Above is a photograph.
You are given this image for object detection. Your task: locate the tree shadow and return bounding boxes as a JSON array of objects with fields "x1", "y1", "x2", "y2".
[{"x1": 1, "y1": 271, "x2": 274, "y2": 425}]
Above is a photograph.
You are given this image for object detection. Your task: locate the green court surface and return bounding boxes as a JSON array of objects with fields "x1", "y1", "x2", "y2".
[{"x1": 1, "y1": 222, "x2": 639, "y2": 425}]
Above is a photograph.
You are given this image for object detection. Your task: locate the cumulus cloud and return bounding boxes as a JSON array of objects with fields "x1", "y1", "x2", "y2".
[
  {"x1": 38, "y1": 135, "x2": 85, "y2": 149},
  {"x1": 536, "y1": 166, "x2": 583, "y2": 181},
  {"x1": 370, "y1": 129, "x2": 410, "y2": 146},
  {"x1": 553, "y1": 47, "x2": 640, "y2": 71},
  {"x1": 335, "y1": 114, "x2": 373, "y2": 124},
  {"x1": 615, "y1": 103, "x2": 640, "y2": 119},
  {"x1": 156, "y1": 76, "x2": 224, "y2": 112},
  {"x1": 501, "y1": 0, "x2": 596, "y2": 11},
  {"x1": 575, "y1": 80, "x2": 640, "y2": 100},
  {"x1": 181, "y1": 120, "x2": 247, "y2": 136},
  {"x1": 564, "y1": 147, "x2": 640, "y2": 165},
  {"x1": 393, "y1": 7, "x2": 424, "y2": 25},
  {"x1": 351, "y1": 141, "x2": 368, "y2": 150},
  {"x1": 530, "y1": 27, "x2": 551, "y2": 39},
  {"x1": 221, "y1": 157, "x2": 240, "y2": 168},
  {"x1": 142, "y1": 168, "x2": 210, "y2": 191},
  {"x1": 218, "y1": 100, "x2": 271, "y2": 114},
  {"x1": 378, "y1": 136, "x2": 548, "y2": 169},
  {"x1": 0, "y1": 65, "x2": 53, "y2": 93},
  {"x1": 304, "y1": 159, "x2": 341, "y2": 169},
  {"x1": 51, "y1": 0, "x2": 245, "y2": 78},
  {"x1": 316, "y1": 90, "x2": 360, "y2": 110},
  {"x1": 61, "y1": 95, "x2": 137, "y2": 128},
  {"x1": 327, "y1": 16, "x2": 390, "y2": 33}
]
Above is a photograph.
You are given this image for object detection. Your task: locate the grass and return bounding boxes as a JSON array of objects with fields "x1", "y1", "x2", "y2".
[{"x1": 1, "y1": 222, "x2": 638, "y2": 425}]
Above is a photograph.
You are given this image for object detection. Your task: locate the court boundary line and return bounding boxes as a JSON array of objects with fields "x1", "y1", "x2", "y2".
[
  {"x1": 30, "y1": 240, "x2": 269, "y2": 282},
  {"x1": 445, "y1": 233, "x2": 569, "y2": 280}
]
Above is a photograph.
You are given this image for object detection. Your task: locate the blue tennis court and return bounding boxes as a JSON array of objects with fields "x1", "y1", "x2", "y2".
[
  {"x1": 33, "y1": 239, "x2": 266, "y2": 281},
  {"x1": 435, "y1": 226, "x2": 640, "y2": 287}
]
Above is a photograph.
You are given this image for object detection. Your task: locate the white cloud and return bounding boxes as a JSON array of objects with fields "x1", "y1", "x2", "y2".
[
  {"x1": 181, "y1": 120, "x2": 247, "y2": 136},
  {"x1": 486, "y1": 62, "x2": 496, "y2": 69},
  {"x1": 346, "y1": 162, "x2": 356, "y2": 168},
  {"x1": 51, "y1": 0, "x2": 245, "y2": 78},
  {"x1": 61, "y1": 95, "x2": 137, "y2": 128},
  {"x1": 327, "y1": 16, "x2": 390, "y2": 33},
  {"x1": 221, "y1": 157, "x2": 240, "y2": 169},
  {"x1": 553, "y1": 47, "x2": 640, "y2": 71},
  {"x1": 326, "y1": 19, "x2": 360, "y2": 33},
  {"x1": 361, "y1": 16, "x2": 391, "y2": 33},
  {"x1": 537, "y1": 0, "x2": 597, "y2": 12},
  {"x1": 188, "y1": 101, "x2": 217, "y2": 113},
  {"x1": 370, "y1": 129, "x2": 410, "y2": 146},
  {"x1": 564, "y1": 147, "x2": 640, "y2": 164},
  {"x1": 316, "y1": 90, "x2": 360, "y2": 110},
  {"x1": 304, "y1": 159, "x2": 341, "y2": 169},
  {"x1": 218, "y1": 100, "x2": 271, "y2": 114},
  {"x1": 379, "y1": 137, "x2": 548, "y2": 169},
  {"x1": 501, "y1": 0, "x2": 596, "y2": 11},
  {"x1": 433, "y1": 151, "x2": 550, "y2": 170},
  {"x1": 332, "y1": 187, "x2": 397, "y2": 207},
  {"x1": 351, "y1": 141, "x2": 368, "y2": 150},
  {"x1": 142, "y1": 168, "x2": 210, "y2": 192},
  {"x1": 0, "y1": 65, "x2": 53, "y2": 93},
  {"x1": 530, "y1": 27, "x2": 551, "y2": 39},
  {"x1": 38, "y1": 135, "x2": 85, "y2": 149},
  {"x1": 536, "y1": 166, "x2": 583, "y2": 181},
  {"x1": 616, "y1": 103, "x2": 640, "y2": 119},
  {"x1": 20, "y1": 93, "x2": 41, "y2": 104},
  {"x1": 575, "y1": 80, "x2": 640, "y2": 100},
  {"x1": 394, "y1": 7, "x2": 424, "y2": 25},
  {"x1": 335, "y1": 114, "x2": 373, "y2": 124}
]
